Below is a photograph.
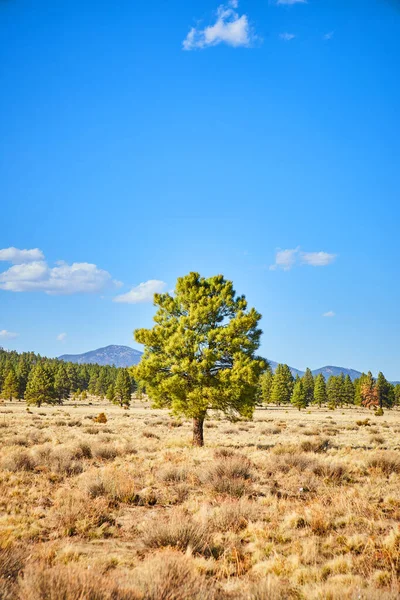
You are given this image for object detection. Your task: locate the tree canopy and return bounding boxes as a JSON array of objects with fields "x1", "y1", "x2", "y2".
[{"x1": 133, "y1": 272, "x2": 266, "y2": 446}]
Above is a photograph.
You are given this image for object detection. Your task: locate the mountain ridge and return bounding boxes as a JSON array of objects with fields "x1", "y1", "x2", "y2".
[{"x1": 59, "y1": 345, "x2": 372, "y2": 381}]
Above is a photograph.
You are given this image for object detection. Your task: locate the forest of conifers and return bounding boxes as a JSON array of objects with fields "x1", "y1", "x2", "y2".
[
  {"x1": 0, "y1": 348, "x2": 135, "y2": 407},
  {"x1": 1, "y1": 347, "x2": 399, "y2": 412}
]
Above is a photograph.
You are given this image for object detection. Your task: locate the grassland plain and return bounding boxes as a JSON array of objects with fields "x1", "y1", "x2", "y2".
[{"x1": 0, "y1": 399, "x2": 399, "y2": 599}]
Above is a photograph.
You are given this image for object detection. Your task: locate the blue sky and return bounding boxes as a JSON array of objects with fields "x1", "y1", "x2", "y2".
[{"x1": 1, "y1": 0, "x2": 399, "y2": 378}]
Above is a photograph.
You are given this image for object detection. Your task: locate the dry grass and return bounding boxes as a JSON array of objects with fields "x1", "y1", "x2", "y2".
[{"x1": 0, "y1": 399, "x2": 399, "y2": 598}]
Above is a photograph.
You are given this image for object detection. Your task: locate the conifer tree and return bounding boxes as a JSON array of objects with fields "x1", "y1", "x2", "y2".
[
  {"x1": 360, "y1": 371, "x2": 378, "y2": 409},
  {"x1": 291, "y1": 379, "x2": 307, "y2": 410},
  {"x1": 259, "y1": 368, "x2": 274, "y2": 405},
  {"x1": 327, "y1": 375, "x2": 345, "y2": 409},
  {"x1": 343, "y1": 374, "x2": 355, "y2": 406},
  {"x1": 106, "y1": 383, "x2": 115, "y2": 403},
  {"x1": 375, "y1": 372, "x2": 393, "y2": 409},
  {"x1": 302, "y1": 367, "x2": 314, "y2": 405},
  {"x1": 270, "y1": 364, "x2": 294, "y2": 405},
  {"x1": 25, "y1": 363, "x2": 55, "y2": 407},
  {"x1": 17, "y1": 356, "x2": 30, "y2": 400},
  {"x1": 134, "y1": 272, "x2": 266, "y2": 446},
  {"x1": 54, "y1": 363, "x2": 71, "y2": 402},
  {"x1": 2, "y1": 368, "x2": 19, "y2": 401},
  {"x1": 114, "y1": 369, "x2": 131, "y2": 407},
  {"x1": 313, "y1": 373, "x2": 327, "y2": 407}
]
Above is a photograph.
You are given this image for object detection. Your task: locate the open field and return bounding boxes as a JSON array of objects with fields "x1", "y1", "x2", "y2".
[{"x1": 0, "y1": 400, "x2": 400, "y2": 599}]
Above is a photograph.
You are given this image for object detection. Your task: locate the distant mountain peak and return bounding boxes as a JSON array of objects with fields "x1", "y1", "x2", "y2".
[{"x1": 59, "y1": 344, "x2": 143, "y2": 367}]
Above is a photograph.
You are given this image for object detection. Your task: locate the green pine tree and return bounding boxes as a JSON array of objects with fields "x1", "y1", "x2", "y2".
[
  {"x1": 270, "y1": 364, "x2": 294, "y2": 405},
  {"x1": 313, "y1": 373, "x2": 327, "y2": 407},
  {"x1": 291, "y1": 379, "x2": 307, "y2": 410},
  {"x1": 259, "y1": 368, "x2": 274, "y2": 405},
  {"x1": 2, "y1": 368, "x2": 19, "y2": 401},
  {"x1": 106, "y1": 383, "x2": 115, "y2": 403},
  {"x1": 114, "y1": 369, "x2": 132, "y2": 407},
  {"x1": 376, "y1": 372, "x2": 393, "y2": 409},
  {"x1": 343, "y1": 374, "x2": 355, "y2": 406},
  {"x1": 25, "y1": 363, "x2": 55, "y2": 407},
  {"x1": 134, "y1": 272, "x2": 266, "y2": 446},
  {"x1": 54, "y1": 363, "x2": 71, "y2": 402},
  {"x1": 302, "y1": 367, "x2": 314, "y2": 405}
]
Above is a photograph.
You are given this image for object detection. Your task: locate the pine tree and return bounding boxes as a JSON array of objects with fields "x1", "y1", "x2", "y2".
[
  {"x1": 375, "y1": 372, "x2": 393, "y2": 409},
  {"x1": 114, "y1": 369, "x2": 132, "y2": 407},
  {"x1": 270, "y1": 364, "x2": 294, "y2": 405},
  {"x1": 25, "y1": 363, "x2": 55, "y2": 407},
  {"x1": 327, "y1": 375, "x2": 345, "y2": 409},
  {"x1": 134, "y1": 272, "x2": 266, "y2": 446},
  {"x1": 2, "y1": 368, "x2": 19, "y2": 401},
  {"x1": 313, "y1": 373, "x2": 327, "y2": 407},
  {"x1": 302, "y1": 368, "x2": 314, "y2": 405},
  {"x1": 343, "y1": 374, "x2": 355, "y2": 406},
  {"x1": 95, "y1": 370, "x2": 108, "y2": 398},
  {"x1": 394, "y1": 384, "x2": 400, "y2": 407},
  {"x1": 360, "y1": 371, "x2": 378, "y2": 409},
  {"x1": 54, "y1": 363, "x2": 71, "y2": 402},
  {"x1": 17, "y1": 356, "x2": 30, "y2": 400},
  {"x1": 106, "y1": 383, "x2": 115, "y2": 403},
  {"x1": 66, "y1": 363, "x2": 78, "y2": 393},
  {"x1": 291, "y1": 379, "x2": 307, "y2": 410},
  {"x1": 259, "y1": 368, "x2": 274, "y2": 405}
]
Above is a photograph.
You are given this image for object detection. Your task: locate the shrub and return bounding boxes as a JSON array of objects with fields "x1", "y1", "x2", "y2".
[
  {"x1": 205, "y1": 454, "x2": 253, "y2": 497},
  {"x1": 2, "y1": 450, "x2": 36, "y2": 472},
  {"x1": 94, "y1": 413, "x2": 107, "y2": 424},
  {"x1": 368, "y1": 452, "x2": 400, "y2": 475},
  {"x1": 141, "y1": 511, "x2": 210, "y2": 555}
]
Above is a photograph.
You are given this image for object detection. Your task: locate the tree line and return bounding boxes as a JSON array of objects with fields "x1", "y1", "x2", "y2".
[
  {"x1": 0, "y1": 348, "x2": 135, "y2": 407},
  {"x1": 259, "y1": 365, "x2": 400, "y2": 411}
]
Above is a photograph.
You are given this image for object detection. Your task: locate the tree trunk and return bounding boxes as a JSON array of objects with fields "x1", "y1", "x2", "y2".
[{"x1": 193, "y1": 416, "x2": 205, "y2": 447}]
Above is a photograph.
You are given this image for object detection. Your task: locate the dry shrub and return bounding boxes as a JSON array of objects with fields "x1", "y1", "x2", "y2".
[
  {"x1": 134, "y1": 551, "x2": 215, "y2": 600},
  {"x1": 93, "y1": 444, "x2": 119, "y2": 460},
  {"x1": 368, "y1": 452, "x2": 400, "y2": 475},
  {"x1": 2, "y1": 449, "x2": 36, "y2": 472},
  {"x1": 249, "y1": 575, "x2": 299, "y2": 599},
  {"x1": 300, "y1": 438, "x2": 330, "y2": 453},
  {"x1": 159, "y1": 464, "x2": 189, "y2": 483},
  {"x1": 208, "y1": 499, "x2": 261, "y2": 533},
  {"x1": 80, "y1": 467, "x2": 137, "y2": 504},
  {"x1": 142, "y1": 431, "x2": 159, "y2": 439},
  {"x1": 0, "y1": 546, "x2": 25, "y2": 600},
  {"x1": 205, "y1": 453, "x2": 252, "y2": 497},
  {"x1": 49, "y1": 489, "x2": 115, "y2": 537},
  {"x1": 18, "y1": 564, "x2": 138, "y2": 600},
  {"x1": 312, "y1": 461, "x2": 350, "y2": 484},
  {"x1": 94, "y1": 413, "x2": 107, "y2": 424},
  {"x1": 33, "y1": 445, "x2": 83, "y2": 475},
  {"x1": 141, "y1": 510, "x2": 210, "y2": 555}
]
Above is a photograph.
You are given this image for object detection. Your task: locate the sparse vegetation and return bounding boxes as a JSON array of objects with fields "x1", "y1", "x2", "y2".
[{"x1": 0, "y1": 399, "x2": 399, "y2": 598}]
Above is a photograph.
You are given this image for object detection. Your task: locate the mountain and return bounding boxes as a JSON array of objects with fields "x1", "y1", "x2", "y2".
[
  {"x1": 267, "y1": 362, "x2": 362, "y2": 381},
  {"x1": 267, "y1": 360, "x2": 303, "y2": 379},
  {"x1": 59, "y1": 345, "x2": 388, "y2": 382},
  {"x1": 59, "y1": 345, "x2": 143, "y2": 367}
]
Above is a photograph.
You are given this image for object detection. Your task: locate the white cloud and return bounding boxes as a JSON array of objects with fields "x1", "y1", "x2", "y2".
[
  {"x1": 114, "y1": 280, "x2": 167, "y2": 304},
  {"x1": 300, "y1": 251, "x2": 336, "y2": 267},
  {"x1": 324, "y1": 31, "x2": 334, "y2": 40},
  {"x1": 57, "y1": 332, "x2": 67, "y2": 342},
  {"x1": 0, "y1": 248, "x2": 117, "y2": 295},
  {"x1": 183, "y1": 1, "x2": 257, "y2": 50},
  {"x1": 280, "y1": 32, "x2": 296, "y2": 41},
  {"x1": 0, "y1": 247, "x2": 44, "y2": 264},
  {"x1": 0, "y1": 329, "x2": 19, "y2": 339},
  {"x1": 276, "y1": 0, "x2": 307, "y2": 5},
  {"x1": 270, "y1": 248, "x2": 337, "y2": 270},
  {"x1": 269, "y1": 247, "x2": 299, "y2": 271},
  {"x1": 323, "y1": 311, "x2": 335, "y2": 318}
]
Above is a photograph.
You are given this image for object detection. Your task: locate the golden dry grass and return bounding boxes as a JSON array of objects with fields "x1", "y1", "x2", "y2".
[{"x1": 0, "y1": 398, "x2": 399, "y2": 599}]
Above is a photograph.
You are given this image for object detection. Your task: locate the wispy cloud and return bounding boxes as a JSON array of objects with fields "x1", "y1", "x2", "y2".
[
  {"x1": 269, "y1": 247, "x2": 300, "y2": 271},
  {"x1": 276, "y1": 0, "x2": 307, "y2": 4},
  {"x1": 270, "y1": 248, "x2": 337, "y2": 270},
  {"x1": 57, "y1": 332, "x2": 67, "y2": 342},
  {"x1": 279, "y1": 32, "x2": 296, "y2": 41},
  {"x1": 113, "y1": 280, "x2": 167, "y2": 304},
  {"x1": 0, "y1": 247, "x2": 119, "y2": 295},
  {"x1": 324, "y1": 31, "x2": 334, "y2": 40},
  {"x1": 183, "y1": 1, "x2": 257, "y2": 50},
  {"x1": 322, "y1": 311, "x2": 336, "y2": 318},
  {"x1": 0, "y1": 247, "x2": 44, "y2": 264},
  {"x1": 0, "y1": 329, "x2": 19, "y2": 339},
  {"x1": 300, "y1": 251, "x2": 336, "y2": 267}
]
